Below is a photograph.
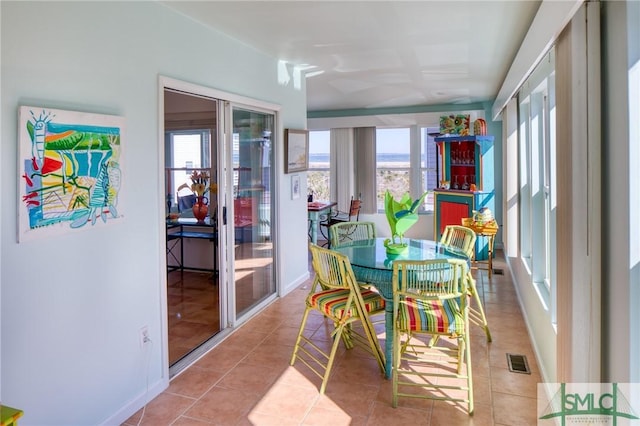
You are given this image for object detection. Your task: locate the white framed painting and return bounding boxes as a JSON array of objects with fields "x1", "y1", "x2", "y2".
[
  {"x1": 291, "y1": 174, "x2": 301, "y2": 200},
  {"x1": 284, "y1": 128, "x2": 309, "y2": 173},
  {"x1": 18, "y1": 106, "x2": 125, "y2": 242}
]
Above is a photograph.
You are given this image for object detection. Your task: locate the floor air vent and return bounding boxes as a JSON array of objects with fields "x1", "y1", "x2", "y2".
[
  {"x1": 507, "y1": 353, "x2": 531, "y2": 374},
  {"x1": 492, "y1": 268, "x2": 504, "y2": 275}
]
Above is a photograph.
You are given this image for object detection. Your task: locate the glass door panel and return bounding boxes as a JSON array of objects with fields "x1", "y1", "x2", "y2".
[
  {"x1": 164, "y1": 89, "x2": 221, "y2": 367},
  {"x1": 231, "y1": 107, "x2": 275, "y2": 317}
]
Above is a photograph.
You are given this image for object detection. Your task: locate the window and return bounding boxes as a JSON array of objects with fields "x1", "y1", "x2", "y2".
[
  {"x1": 516, "y1": 49, "x2": 556, "y2": 323},
  {"x1": 420, "y1": 127, "x2": 438, "y2": 212},
  {"x1": 376, "y1": 128, "x2": 410, "y2": 210},
  {"x1": 375, "y1": 127, "x2": 437, "y2": 212},
  {"x1": 165, "y1": 130, "x2": 211, "y2": 206},
  {"x1": 307, "y1": 130, "x2": 330, "y2": 200},
  {"x1": 518, "y1": 99, "x2": 532, "y2": 267}
]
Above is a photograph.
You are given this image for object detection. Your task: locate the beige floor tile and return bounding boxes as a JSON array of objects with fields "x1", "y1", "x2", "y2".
[
  {"x1": 314, "y1": 380, "x2": 378, "y2": 418},
  {"x1": 168, "y1": 365, "x2": 224, "y2": 398},
  {"x1": 250, "y1": 382, "x2": 319, "y2": 423},
  {"x1": 216, "y1": 362, "x2": 283, "y2": 394},
  {"x1": 171, "y1": 416, "x2": 215, "y2": 425},
  {"x1": 471, "y1": 373, "x2": 493, "y2": 408},
  {"x1": 194, "y1": 344, "x2": 248, "y2": 372},
  {"x1": 490, "y1": 366, "x2": 541, "y2": 399},
  {"x1": 183, "y1": 386, "x2": 261, "y2": 424},
  {"x1": 303, "y1": 405, "x2": 368, "y2": 426},
  {"x1": 492, "y1": 391, "x2": 538, "y2": 425},
  {"x1": 366, "y1": 401, "x2": 431, "y2": 425},
  {"x1": 240, "y1": 411, "x2": 301, "y2": 426},
  {"x1": 124, "y1": 392, "x2": 196, "y2": 426},
  {"x1": 430, "y1": 401, "x2": 493, "y2": 425},
  {"x1": 130, "y1": 251, "x2": 547, "y2": 426},
  {"x1": 243, "y1": 341, "x2": 297, "y2": 369}
]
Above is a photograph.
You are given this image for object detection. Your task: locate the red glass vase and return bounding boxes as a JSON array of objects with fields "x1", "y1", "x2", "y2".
[{"x1": 192, "y1": 196, "x2": 209, "y2": 222}]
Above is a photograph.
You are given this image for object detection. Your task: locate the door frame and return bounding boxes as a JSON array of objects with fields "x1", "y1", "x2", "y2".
[{"x1": 158, "y1": 76, "x2": 282, "y2": 378}]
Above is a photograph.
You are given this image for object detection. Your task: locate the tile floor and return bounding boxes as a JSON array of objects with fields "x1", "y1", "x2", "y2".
[{"x1": 125, "y1": 250, "x2": 541, "y2": 425}]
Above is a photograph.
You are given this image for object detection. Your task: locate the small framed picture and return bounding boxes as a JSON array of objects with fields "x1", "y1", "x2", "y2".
[
  {"x1": 284, "y1": 129, "x2": 309, "y2": 173},
  {"x1": 291, "y1": 174, "x2": 301, "y2": 200}
]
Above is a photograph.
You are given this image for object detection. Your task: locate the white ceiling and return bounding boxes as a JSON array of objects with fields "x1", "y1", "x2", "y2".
[{"x1": 163, "y1": 1, "x2": 541, "y2": 112}]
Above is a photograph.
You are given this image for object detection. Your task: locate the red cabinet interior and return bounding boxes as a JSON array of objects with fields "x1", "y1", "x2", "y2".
[{"x1": 439, "y1": 201, "x2": 471, "y2": 235}]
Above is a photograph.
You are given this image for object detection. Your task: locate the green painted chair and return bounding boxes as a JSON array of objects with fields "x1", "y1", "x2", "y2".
[
  {"x1": 290, "y1": 244, "x2": 386, "y2": 394},
  {"x1": 328, "y1": 221, "x2": 376, "y2": 248},
  {"x1": 391, "y1": 258, "x2": 473, "y2": 414}
]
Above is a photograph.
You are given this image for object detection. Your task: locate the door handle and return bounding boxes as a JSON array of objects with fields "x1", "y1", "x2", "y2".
[{"x1": 222, "y1": 206, "x2": 227, "y2": 225}]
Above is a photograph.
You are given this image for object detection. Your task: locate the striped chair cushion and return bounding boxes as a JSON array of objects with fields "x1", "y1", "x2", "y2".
[
  {"x1": 309, "y1": 288, "x2": 385, "y2": 318},
  {"x1": 397, "y1": 297, "x2": 464, "y2": 335}
]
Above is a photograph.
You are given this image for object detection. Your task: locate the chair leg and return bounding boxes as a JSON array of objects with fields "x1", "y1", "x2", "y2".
[
  {"x1": 465, "y1": 334, "x2": 474, "y2": 414},
  {"x1": 290, "y1": 307, "x2": 312, "y2": 366},
  {"x1": 291, "y1": 308, "x2": 356, "y2": 395},
  {"x1": 358, "y1": 312, "x2": 386, "y2": 374},
  {"x1": 320, "y1": 322, "x2": 347, "y2": 394},
  {"x1": 392, "y1": 328, "x2": 401, "y2": 408},
  {"x1": 468, "y1": 275, "x2": 492, "y2": 342}
]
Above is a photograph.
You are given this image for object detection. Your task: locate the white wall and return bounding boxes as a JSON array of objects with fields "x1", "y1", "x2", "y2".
[{"x1": 0, "y1": 2, "x2": 307, "y2": 425}]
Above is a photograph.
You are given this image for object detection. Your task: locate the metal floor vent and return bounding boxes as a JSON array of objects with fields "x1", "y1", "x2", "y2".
[
  {"x1": 507, "y1": 353, "x2": 531, "y2": 374},
  {"x1": 492, "y1": 268, "x2": 504, "y2": 275}
]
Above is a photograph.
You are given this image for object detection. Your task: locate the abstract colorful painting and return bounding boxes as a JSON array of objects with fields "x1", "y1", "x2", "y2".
[{"x1": 18, "y1": 106, "x2": 125, "y2": 242}]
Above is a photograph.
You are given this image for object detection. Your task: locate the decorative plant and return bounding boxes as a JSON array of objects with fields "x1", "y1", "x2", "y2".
[
  {"x1": 190, "y1": 170, "x2": 210, "y2": 197},
  {"x1": 383, "y1": 190, "x2": 429, "y2": 253}
]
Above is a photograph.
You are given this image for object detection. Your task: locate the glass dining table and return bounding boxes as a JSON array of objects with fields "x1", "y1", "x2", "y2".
[{"x1": 333, "y1": 237, "x2": 469, "y2": 378}]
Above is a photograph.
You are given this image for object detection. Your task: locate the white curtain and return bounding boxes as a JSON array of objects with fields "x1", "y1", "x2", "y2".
[
  {"x1": 330, "y1": 128, "x2": 354, "y2": 212},
  {"x1": 354, "y1": 127, "x2": 376, "y2": 214}
]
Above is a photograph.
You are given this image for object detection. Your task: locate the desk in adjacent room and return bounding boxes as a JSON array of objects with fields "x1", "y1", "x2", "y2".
[
  {"x1": 307, "y1": 201, "x2": 337, "y2": 244},
  {"x1": 166, "y1": 217, "x2": 217, "y2": 273}
]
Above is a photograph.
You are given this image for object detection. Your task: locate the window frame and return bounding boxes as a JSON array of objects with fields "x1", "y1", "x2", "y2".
[
  {"x1": 165, "y1": 129, "x2": 212, "y2": 205},
  {"x1": 307, "y1": 130, "x2": 331, "y2": 201},
  {"x1": 375, "y1": 126, "x2": 438, "y2": 213}
]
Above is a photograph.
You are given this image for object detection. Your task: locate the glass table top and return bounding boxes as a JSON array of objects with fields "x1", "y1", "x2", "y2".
[{"x1": 333, "y1": 237, "x2": 468, "y2": 271}]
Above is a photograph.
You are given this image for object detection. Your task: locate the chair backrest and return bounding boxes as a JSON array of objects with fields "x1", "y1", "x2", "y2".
[
  {"x1": 392, "y1": 258, "x2": 469, "y2": 302},
  {"x1": 348, "y1": 199, "x2": 362, "y2": 221},
  {"x1": 177, "y1": 193, "x2": 196, "y2": 212},
  {"x1": 309, "y1": 243, "x2": 359, "y2": 292},
  {"x1": 329, "y1": 221, "x2": 376, "y2": 248},
  {"x1": 440, "y1": 225, "x2": 477, "y2": 259}
]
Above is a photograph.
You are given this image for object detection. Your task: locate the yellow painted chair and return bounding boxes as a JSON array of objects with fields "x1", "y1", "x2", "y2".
[
  {"x1": 290, "y1": 244, "x2": 386, "y2": 394},
  {"x1": 440, "y1": 224, "x2": 492, "y2": 342},
  {"x1": 391, "y1": 258, "x2": 473, "y2": 414}
]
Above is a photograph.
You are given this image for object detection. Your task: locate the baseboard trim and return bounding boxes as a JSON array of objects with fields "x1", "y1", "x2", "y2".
[{"x1": 101, "y1": 377, "x2": 168, "y2": 426}]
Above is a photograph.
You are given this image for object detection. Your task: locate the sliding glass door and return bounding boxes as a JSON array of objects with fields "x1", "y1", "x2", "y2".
[
  {"x1": 162, "y1": 78, "x2": 278, "y2": 376},
  {"x1": 164, "y1": 89, "x2": 221, "y2": 368},
  {"x1": 229, "y1": 107, "x2": 275, "y2": 318}
]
